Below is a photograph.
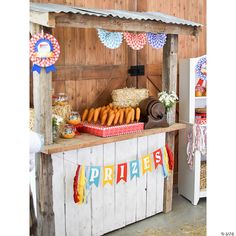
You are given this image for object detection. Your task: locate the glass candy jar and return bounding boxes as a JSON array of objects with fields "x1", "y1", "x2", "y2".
[
  {"x1": 195, "y1": 85, "x2": 204, "y2": 97},
  {"x1": 62, "y1": 124, "x2": 75, "y2": 139},
  {"x1": 67, "y1": 111, "x2": 81, "y2": 125},
  {"x1": 54, "y1": 93, "x2": 69, "y2": 106}
]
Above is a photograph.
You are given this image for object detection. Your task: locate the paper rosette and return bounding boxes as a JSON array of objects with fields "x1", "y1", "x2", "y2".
[
  {"x1": 195, "y1": 56, "x2": 207, "y2": 80},
  {"x1": 30, "y1": 32, "x2": 60, "y2": 73},
  {"x1": 195, "y1": 56, "x2": 207, "y2": 86},
  {"x1": 147, "y1": 33, "x2": 167, "y2": 49},
  {"x1": 124, "y1": 32, "x2": 147, "y2": 50},
  {"x1": 97, "y1": 29, "x2": 123, "y2": 49}
]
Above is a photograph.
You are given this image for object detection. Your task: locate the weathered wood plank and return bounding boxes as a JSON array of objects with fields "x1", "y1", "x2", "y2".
[
  {"x1": 64, "y1": 150, "x2": 80, "y2": 236},
  {"x1": 30, "y1": 10, "x2": 55, "y2": 27},
  {"x1": 114, "y1": 140, "x2": 127, "y2": 229},
  {"x1": 35, "y1": 153, "x2": 55, "y2": 236},
  {"x1": 90, "y1": 146, "x2": 104, "y2": 236},
  {"x1": 124, "y1": 138, "x2": 138, "y2": 225},
  {"x1": 52, "y1": 152, "x2": 66, "y2": 236},
  {"x1": 55, "y1": 13, "x2": 199, "y2": 36},
  {"x1": 33, "y1": 68, "x2": 53, "y2": 145},
  {"x1": 136, "y1": 136, "x2": 148, "y2": 221},
  {"x1": 43, "y1": 123, "x2": 186, "y2": 154},
  {"x1": 77, "y1": 147, "x2": 92, "y2": 236},
  {"x1": 162, "y1": 34, "x2": 178, "y2": 213},
  {"x1": 103, "y1": 143, "x2": 116, "y2": 234}
]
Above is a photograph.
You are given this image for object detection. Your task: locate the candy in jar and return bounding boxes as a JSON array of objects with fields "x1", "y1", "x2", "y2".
[
  {"x1": 54, "y1": 93, "x2": 69, "y2": 106},
  {"x1": 62, "y1": 124, "x2": 75, "y2": 139},
  {"x1": 67, "y1": 111, "x2": 81, "y2": 125}
]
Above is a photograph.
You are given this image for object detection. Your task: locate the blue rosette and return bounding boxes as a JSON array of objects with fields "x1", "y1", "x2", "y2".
[
  {"x1": 147, "y1": 32, "x2": 167, "y2": 49},
  {"x1": 195, "y1": 56, "x2": 207, "y2": 81},
  {"x1": 97, "y1": 29, "x2": 123, "y2": 49}
]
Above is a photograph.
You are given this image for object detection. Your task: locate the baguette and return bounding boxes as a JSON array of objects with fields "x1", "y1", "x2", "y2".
[
  {"x1": 87, "y1": 108, "x2": 95, "y2": 123},
  {"x1": 93, "y1": 107, "x2": 101, "y2": 123},
  {"x1": 101, "y1": 112, "x2": 108, "y2": 125},
  {"x1": 119, "y1": 109, "x2": 124, "y2": 125},
  {"x1": 131, "y1": 108, "x2": 135, "y2": 123},
  {"x1": 107, "y1": 113, "x2": 115, "y2": 126},
  {"x1": 113, "y1": 110, "x2": 120, "y2": 125},
  {"x1": 126, "y1": 110, "x2": 132, "y2": 124},
  {"x1": 136, "y1": 107, "x2": 141, "y2": 122},
  {"x1": 82, "y1": 108, "x2": 89, "y2": 122}
]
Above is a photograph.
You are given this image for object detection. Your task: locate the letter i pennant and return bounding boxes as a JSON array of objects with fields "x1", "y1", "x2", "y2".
[{"x1": 117, "y1": 163, "x2": 127, "y2": 183}]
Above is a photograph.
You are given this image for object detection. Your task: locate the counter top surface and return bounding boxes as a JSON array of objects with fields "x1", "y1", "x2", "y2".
[{"x1": 42, "y1": 123, "x2": 186, "y2": 154}]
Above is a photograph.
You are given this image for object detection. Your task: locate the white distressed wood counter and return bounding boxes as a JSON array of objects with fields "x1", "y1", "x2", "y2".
[{"x1": 31, "y1": 124, "x2": 186, "y2": 236}]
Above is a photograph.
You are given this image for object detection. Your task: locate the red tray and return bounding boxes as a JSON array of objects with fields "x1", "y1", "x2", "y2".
[{"x1": 82, "y1": 122, "x2": 144, "y2": 137}]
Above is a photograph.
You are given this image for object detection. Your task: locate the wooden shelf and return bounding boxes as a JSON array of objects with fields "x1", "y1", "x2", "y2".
[{"x1": 42, "y1": 123, "x2": 186, "y2": 154}]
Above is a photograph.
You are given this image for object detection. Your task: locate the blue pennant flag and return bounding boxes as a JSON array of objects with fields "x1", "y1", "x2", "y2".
[
  {"x1": 88, "y1": 166, "x2": 101, "y2": 187},
  {"x1": 161, "y1": 147, "x2": 168, "y2": 178},
  {"x1": 129, "y1": 160, "x2": 140, "y2": 180}
]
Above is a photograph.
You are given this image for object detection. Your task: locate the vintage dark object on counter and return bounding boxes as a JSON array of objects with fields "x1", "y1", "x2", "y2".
[{"x1": 139, "y1": 96, "x2": 169, "y2": 129}]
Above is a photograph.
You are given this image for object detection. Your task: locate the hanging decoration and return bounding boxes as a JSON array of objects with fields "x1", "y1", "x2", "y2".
[
  {"x1": 73, "y1": 144, "x2": 174, "y2": 204},
  {"x1": 146, "y1": 33, "x2": 167, "y2": 49},
  {"x1": 29, "y1": 31, "x2": 60, "y2": 74},
  {"x1": 124, "y1": 32, "x2": 147, "y2": 50},
  {"x1": 97, "y1": 29, "x2": 123, "y2": 49},
  {"x1": 195, "y1": 56, "x2": 207, "y2": 87}
]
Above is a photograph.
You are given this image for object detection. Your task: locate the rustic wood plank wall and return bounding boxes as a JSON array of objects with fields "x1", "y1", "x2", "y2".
[{"x1": 30, "y1": 0, "x2": 206, "y2": 184}]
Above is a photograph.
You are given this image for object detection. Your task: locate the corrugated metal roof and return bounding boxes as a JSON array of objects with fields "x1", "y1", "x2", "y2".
[{"x1": 30, "y1": 2, "x2": 202, "y2": 27}]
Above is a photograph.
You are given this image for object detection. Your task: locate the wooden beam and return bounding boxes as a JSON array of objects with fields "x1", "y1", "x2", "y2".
[
  {"x1": 33, "y1": 26, "x2": 55, "y2": 236},
  {"x1": 35, "y1": 153, "x2": 55, "y2": 236},
  {"x1": 33, "y1": 68, "x2": 53, "y2": 144},
  {"x1": 162, "y1": 34, "x2": 178, "y2": 213},
  {"x1": 55, "y1": 13, "x2": 199, "y2": 36},
  {"x1": 30, "y1": 10, "x2": 55, "y2": 28},
  {"x1": 126, "y1": 0, "x2": 138, "y2": 88}
]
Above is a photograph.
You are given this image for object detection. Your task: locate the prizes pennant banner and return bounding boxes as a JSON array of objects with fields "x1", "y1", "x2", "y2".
[
  {"x1": 103, "y1": 165, "x2": 114, "y2": 186},
  {"x1": 30, "y1": 32, "x2": 60, "y2": 74},
  {"x1": 141, "y1": 154, "x2": 152, "y2": 175},
  {"x1": 153, "y1": 148, "x2": 163, "y2": 169},
  {"x1": 88, "y1": 166, "x2": 101, "y2": 187},
  {"x1": 124, "y1": 32, "x2": 147, "y2": 50},
  {"x1": 117, "y1": 163, "x2": 128, "y2": 183},
  {"x1": 129, "y1": 160, "x2": 140, "y2": 180}
]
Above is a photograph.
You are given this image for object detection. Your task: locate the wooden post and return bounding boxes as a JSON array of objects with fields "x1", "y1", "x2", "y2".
[
  {"x1": 162, "y1": 34, "x2": 178, "y2": 213},
  {"x1": 126, "y1": 0, "x2": 138, "y2": 88},
  {"x1": 33, "y1": 26, "x2": 55, "y2": 235}
]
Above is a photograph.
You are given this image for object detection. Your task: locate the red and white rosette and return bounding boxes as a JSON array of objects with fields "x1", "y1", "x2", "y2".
[
  {"x1": 124, "y1": 32, "x2": 147, "y2": 50},
  {"x1": 30, "y1": 32, "x2": 60, "y2": 73}
]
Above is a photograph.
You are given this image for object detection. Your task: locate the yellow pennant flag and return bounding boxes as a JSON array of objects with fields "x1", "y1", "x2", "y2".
[
  {"x1": 163, "y1": 147, "x2": 171, "y2": 175},
  {"x1": 77, "y1": 165, "x2": 86, "y2": 204},
  {"x1": 141, "y1": 154, "x2": 152, "y2": 175},
  {"x1": 103, "y1": 165, "x2": 114, "y2": 186}
]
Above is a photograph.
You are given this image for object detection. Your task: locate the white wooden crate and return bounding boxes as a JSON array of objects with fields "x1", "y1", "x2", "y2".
[{"x1": 32, "y1": 133, "x2": 165, "y2": 236}]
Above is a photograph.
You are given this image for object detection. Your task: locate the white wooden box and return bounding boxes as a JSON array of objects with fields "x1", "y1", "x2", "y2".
[{"x1": 31, "y1": 133, "x2": 166, "y2": 236}]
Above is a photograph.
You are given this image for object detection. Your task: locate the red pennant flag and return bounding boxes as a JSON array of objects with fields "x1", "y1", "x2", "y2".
[
  {"x1": 117, "y1": 163, "x2": 127, "y2": 183},
  {"x1": 165, "y1": 144, "x2": 174, "y2": 170},
  {"x1": 73, "y1": 165, "x2": 81, "y2": 203},
  {"x1": 153, "y1": 148, "x2": 163, "y2": 169}
]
